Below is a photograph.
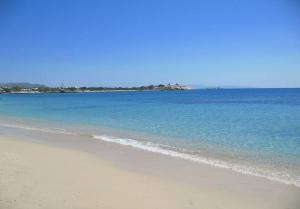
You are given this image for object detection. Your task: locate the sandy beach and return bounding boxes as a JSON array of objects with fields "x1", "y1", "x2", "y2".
[
  {"x1": 2, "y1": 0, "x2": 300, "y2": 207},
  {"x1": 0, "y1": 136, "x2": 240, "y2": 209},
  {"x1": 0, "y1": 129, "x2": 300, "y2": 209}
]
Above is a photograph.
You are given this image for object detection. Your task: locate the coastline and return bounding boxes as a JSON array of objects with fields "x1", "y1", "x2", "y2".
[
  {"x1": 0, "y1": 83, "x2": 191, "y2": 94},
  {"x1": 0, "y1": 88, "x2": 192, "y2": 94},
  {"x1": 0, "y1": 117, "x2": 299, "y2": 208},
  {"x1": 1, "y1": 115, "x2": 299, "y2": 188}
]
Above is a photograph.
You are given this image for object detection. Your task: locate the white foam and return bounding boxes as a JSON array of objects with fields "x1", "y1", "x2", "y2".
[
  {"x1": 0, "y1": 123, "x2": 76, "y2": 135},
  {"x1": 93, "y1": 134, "x2": 300, "y2": 188},
  {"x1": 1, "y1": 122, "x2": 299, "y2": 188}
]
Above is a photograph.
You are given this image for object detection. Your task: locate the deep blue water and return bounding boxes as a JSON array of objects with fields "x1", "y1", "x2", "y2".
[{"x1": 1, "y1": 89, "x2": 300, "y2": 186}]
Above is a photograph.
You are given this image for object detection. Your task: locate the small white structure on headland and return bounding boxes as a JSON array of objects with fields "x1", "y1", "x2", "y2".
[{"x1": 165, "y1": 83, "x2": 192, "y2": 90}]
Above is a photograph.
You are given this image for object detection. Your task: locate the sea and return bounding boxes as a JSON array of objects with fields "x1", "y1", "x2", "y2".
[{"x1": 0, "y1": 88, "x2": 299, "y2": 187}]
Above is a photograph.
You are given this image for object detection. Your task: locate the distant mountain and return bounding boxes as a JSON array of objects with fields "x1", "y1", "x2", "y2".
[
  {"x1": 189, "y1": 84, "x2": 254, "y2": 89},
  {"x1": 188, "y1": 84, "x2": 211, "y2": 89},
  {"x1": 0, "y1": 82, "x2": 47, "y2": 88},
  {"x1": 216, "y1": 85, "x2": 254, "y2": 89}
]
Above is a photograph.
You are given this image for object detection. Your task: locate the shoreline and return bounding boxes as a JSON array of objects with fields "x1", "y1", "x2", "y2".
[
  {"x1": 1, "y1": 115, "x2": 300, "y2": 188},
  {"x1": 0, "y1": 115, "x2": 299, "y2": 188},
  {"x1": 0, "y1": 118, "x2": 299, "y2": 208}
]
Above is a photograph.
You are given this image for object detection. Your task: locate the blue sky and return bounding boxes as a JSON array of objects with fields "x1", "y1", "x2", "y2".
[{"x1": 0, "y1": 0, "x2": 299, "y2": 87}]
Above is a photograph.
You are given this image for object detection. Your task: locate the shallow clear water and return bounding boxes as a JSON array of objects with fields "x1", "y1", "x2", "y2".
[{"x1": 0, "y1": 89, "x2": 300, "y2": 186}]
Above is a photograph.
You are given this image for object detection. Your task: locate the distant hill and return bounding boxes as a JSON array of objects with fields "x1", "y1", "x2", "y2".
[
  {"x1": 0, "y1": 83, "x2": 191, "y2": 93},
  {"x1": 0, "y1": 82, "x2": 47, "y2": 88},
  {"x1": 189, "y1": 84, "x2": 254, "y2": 89}
]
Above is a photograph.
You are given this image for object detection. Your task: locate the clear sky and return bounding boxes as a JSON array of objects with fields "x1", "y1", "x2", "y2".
[{"x1": 0, "y1": 0, "x2": 299, "y2": 87}]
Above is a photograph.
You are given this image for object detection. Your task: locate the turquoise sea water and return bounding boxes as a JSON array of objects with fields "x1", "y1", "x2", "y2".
[{"x1": 0, "y1": 89, "x2": 300, "y2": 186}]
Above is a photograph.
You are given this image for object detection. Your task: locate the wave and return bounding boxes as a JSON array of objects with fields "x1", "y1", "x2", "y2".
[
  {"x1": 0, "y1": 123, "x2": 76, "y2": 135},
  {"x1": 1, "y1": 122, "x2": 299, "y2": 188},
  {"x1": 92, "y1": 134, "x2": 300, "y2": 188}
]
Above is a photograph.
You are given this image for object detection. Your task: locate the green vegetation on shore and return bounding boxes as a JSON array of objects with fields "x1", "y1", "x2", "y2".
[{"x1": 0, "y1": 83, "x2": 191, "y2": 93}]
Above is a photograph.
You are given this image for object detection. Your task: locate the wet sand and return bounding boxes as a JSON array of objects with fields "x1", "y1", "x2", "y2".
[{"x1": 0, "y1": 125, "x2": 299, "y2": 209}]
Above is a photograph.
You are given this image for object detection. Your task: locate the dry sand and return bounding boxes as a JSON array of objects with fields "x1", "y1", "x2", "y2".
[{"x1": 0, "y1": 136, "x2": 299, "y2": 209}]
